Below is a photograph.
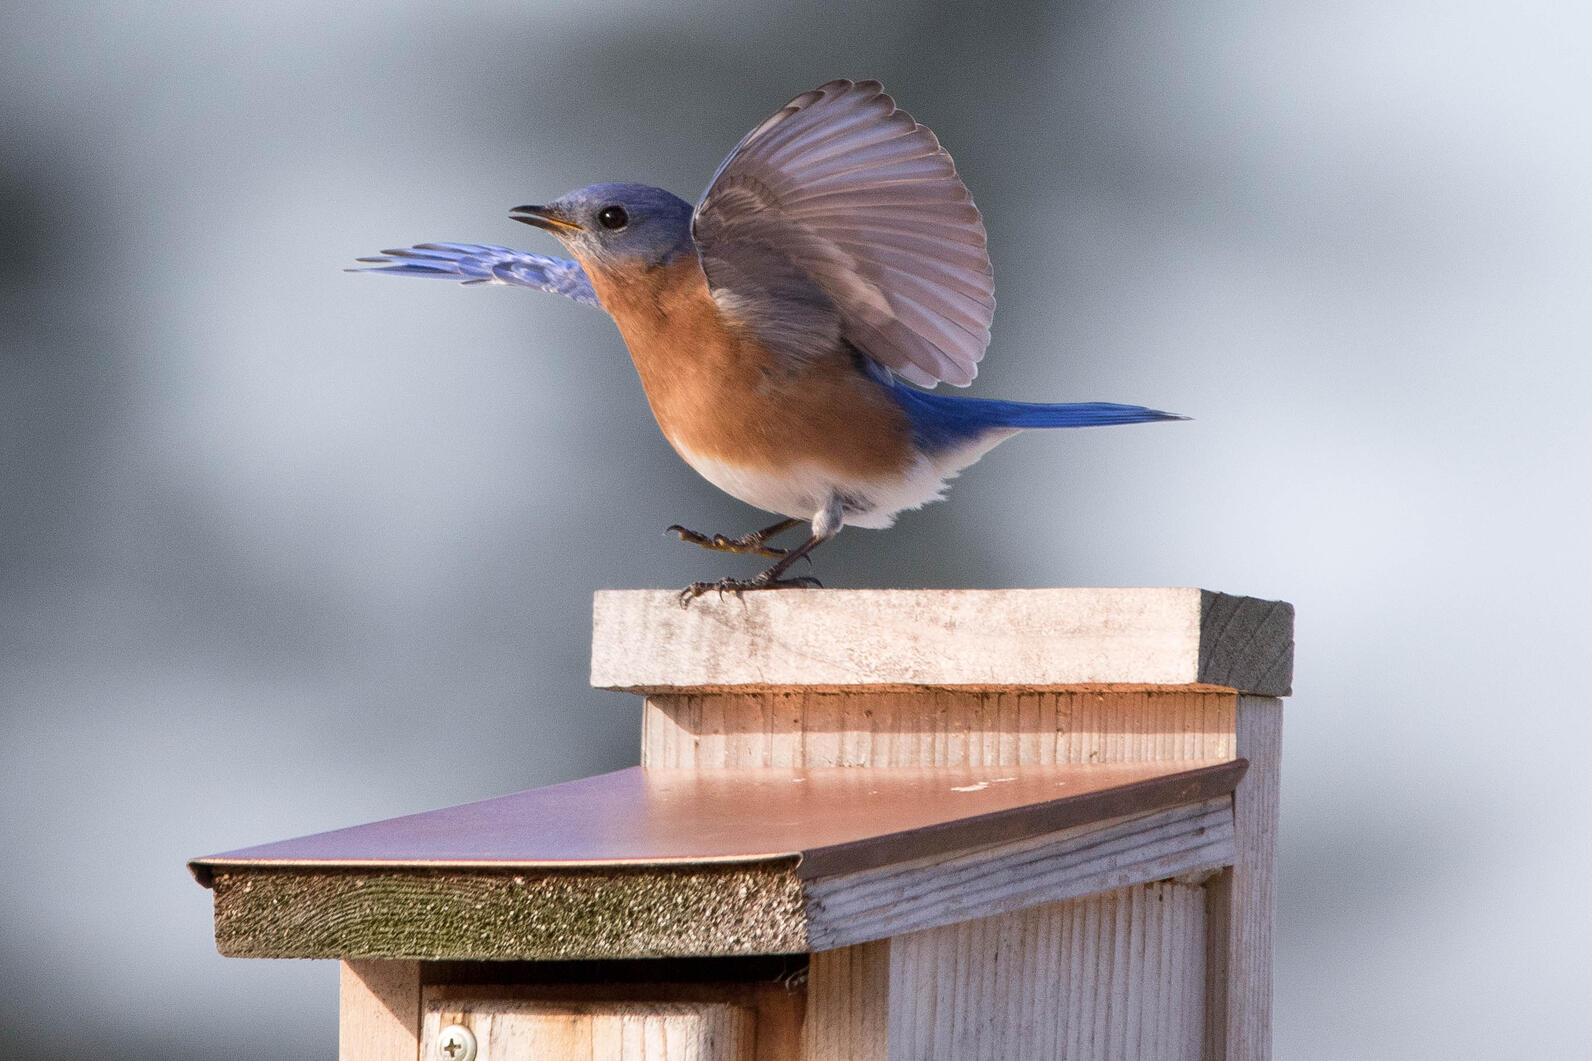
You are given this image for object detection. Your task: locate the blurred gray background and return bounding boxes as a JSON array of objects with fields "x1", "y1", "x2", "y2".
[{"x1": 3, "y1": 1, "x2": 1588, "y2": 1057}]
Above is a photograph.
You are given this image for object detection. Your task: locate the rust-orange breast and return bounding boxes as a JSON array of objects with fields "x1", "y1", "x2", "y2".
[{"x1": 580, "y1": 255, "x2": 916, "y2": 482}]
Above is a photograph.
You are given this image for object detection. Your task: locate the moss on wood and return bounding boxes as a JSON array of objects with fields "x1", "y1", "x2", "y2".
[{"x1": 211, "y1": 861, "x2": 808, "y2": 961}]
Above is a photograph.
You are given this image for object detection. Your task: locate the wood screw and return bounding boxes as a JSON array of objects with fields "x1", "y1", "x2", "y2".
[{"x1": 436, "y1": 1023, "x2": 476, "y2": 1061}]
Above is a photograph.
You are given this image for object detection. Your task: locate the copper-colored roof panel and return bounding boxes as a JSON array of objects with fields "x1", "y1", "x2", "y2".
[{"x1": 190, "y1": 760, "x2": 1244, "y2": 886}]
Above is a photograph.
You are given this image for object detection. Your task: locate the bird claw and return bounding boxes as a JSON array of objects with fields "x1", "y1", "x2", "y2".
[
  {"x1": 678, "y1": 572, "x2": 824, "y2": 607},
  {"x1": 666, "y1": 523, "x2": 790, "y2": 559}
]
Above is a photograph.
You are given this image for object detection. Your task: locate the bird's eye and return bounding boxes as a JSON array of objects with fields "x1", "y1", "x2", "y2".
[{"x1": 597, "y1": 205, "x2": 629, "y2": 230}]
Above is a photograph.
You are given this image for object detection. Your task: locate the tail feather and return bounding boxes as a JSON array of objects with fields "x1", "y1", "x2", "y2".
[{"x1": 890, "y1": 384, "x2": 1186, "y2": 452}]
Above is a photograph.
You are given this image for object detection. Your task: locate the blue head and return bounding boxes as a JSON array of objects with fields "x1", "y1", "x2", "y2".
[{"x1": 510, "y1": 183, "x2": 694, "y2": 270}]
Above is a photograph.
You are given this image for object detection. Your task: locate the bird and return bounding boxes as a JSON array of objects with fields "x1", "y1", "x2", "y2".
[{"x1": 353, "y1": 79, "x2": 1184, "y2": 602}]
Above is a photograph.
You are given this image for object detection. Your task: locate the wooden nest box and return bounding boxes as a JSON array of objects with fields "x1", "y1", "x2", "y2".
[{"x1": 191, "y1": 587, "x2": 1292, "y2": 1060}]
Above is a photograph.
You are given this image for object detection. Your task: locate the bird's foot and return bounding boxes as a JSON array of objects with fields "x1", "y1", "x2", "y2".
[
  {"x1": 678, "y1": 570, "x2": 823, "y2": 607},
  {"x1": 666, "y1": 523, "x2": 791, "y2": 559}
]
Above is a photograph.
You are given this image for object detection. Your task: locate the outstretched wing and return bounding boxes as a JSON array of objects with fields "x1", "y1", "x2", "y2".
[
  {"x1": 693, "y1": 79, "x2": 994, "y2": 387},
  {"x1": 349, "y1": 243, "x2": 599, "y2": 307}
]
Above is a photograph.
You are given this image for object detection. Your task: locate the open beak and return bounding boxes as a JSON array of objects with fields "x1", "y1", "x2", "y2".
[{"x1": 510, "y1": 204, "x2": 582, "y2": 233}]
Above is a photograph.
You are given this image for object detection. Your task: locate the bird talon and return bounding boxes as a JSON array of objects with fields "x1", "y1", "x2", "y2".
[
  {"x1": 678, "y1": 571, "x2": 823, "y2": 606},
  {"x1": 677, "y1": 578, "x2": 747, "y2": 606}
]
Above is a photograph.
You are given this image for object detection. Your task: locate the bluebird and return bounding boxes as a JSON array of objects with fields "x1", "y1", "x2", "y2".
[{"x1": 355, "y1": 79, "x2": 1184, "y2": 601}]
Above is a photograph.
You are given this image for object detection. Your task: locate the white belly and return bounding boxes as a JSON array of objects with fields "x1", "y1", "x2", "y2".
[{"x1": 677, "y1": 429, "x2": 1016, "y2": 530}]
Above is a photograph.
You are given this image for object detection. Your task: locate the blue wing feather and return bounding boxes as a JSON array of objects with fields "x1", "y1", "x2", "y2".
[
  {"x1": 890, "y1": 383, "x2": 1186, "y2": 454},
  {"x1": 349, "y1": 243, "x2": 600, "y2": 307}
]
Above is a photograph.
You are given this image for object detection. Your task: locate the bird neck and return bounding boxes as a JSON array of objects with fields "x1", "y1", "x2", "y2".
[
  {"x1": 581, "y1": 251, "x2": 712, "y2": 331},
  {"x1": 579, "y1": 251, "x2": 751, "y2": 427}
]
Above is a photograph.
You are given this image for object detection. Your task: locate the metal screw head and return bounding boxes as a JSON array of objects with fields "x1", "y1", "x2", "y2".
[{"x1": 436, "y1": 1023, "x2": 477, "y2": 1061}]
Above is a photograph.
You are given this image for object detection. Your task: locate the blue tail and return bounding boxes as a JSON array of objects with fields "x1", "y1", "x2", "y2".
[{"x1": 889, "y1": 384, "x2": 1187, "y2": 453}]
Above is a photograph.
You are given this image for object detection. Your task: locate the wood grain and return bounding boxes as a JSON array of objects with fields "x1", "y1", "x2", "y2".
[
  {"x1": 208, "y1": 779, "x2": 1236, "y2": 962},
  {"x1": 422, "y1": 999, "x2": 755, "y2": 1060},
  {"x1": 1197, "y1": 596, "x2": 1294, "y2": 697},
  {"x1": 593, "y1": 589, "x2": 1292, "y2": 695},
  {"x1": 1205, "y1": 696, "x2": 1283, "y2": 1061},
  {"x1": 643, "y1": 689, "x2": 1239, "y2": 769},
  {"x1": 340, "y1": 960, "x2": 419, "y2": 1061},
  {"x1": 805, "y1": 941, "x2": 890, "y2": 1061},
  {"x1": 212, "y1": 863, "x2": 806, "y2": 961},
  {"x1": 421, "y1": 980, "x2": 803, "y2": 1061},
  {"x1": 886, "y1": 885, "x2": 1208, "y2": 1061},
  {"x1": 804, "y1": 798, "x2": 1235, "y2": 950},
  {"x1": 272, "y1": 590, "x2": 1294, "y2": 1061},
  {"x1": 809, "y1": 885, "x2": 1214, "y2": 1059}
]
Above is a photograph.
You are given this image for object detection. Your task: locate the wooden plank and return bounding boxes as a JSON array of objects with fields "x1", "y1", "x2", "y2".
[
  {"x1": 194, "y1": 587, "x2": 1292, "y2": 1061},
  {"x1": 643, "y1": 689, "x2": 1239, "y2": 769},
  {"x1": 205, "y1": 789, "x2": 1235, "y2": 961},
  {"x1": 805, "y1": 941, "x2": 890, "y2": 1061},
  {"x1": 340, "y1": 960, "x2": 419, "y2": 1061},
  {"x1": 422, "y1": 999, "x2": 755, "y2": 1060},
  {"x1": 197, "y1": 760, "x2": 1243, "y2": 961},
  {"x1": 805, "y1": 798, "x2": 1235, "y2": 950},
  {"x1": 790, "y1": 763, "x2": 1243, "y2": 880},
  {"x1": 592, "y1": 589, "x2": 1292, "y2": 695},
  {"x1": 887, "y1": 886, "x2": 1207, "y2": 1061},
  {"x1": 210, "y1": 862, "x2": 807, "y2": 961},
  {"x1": 1197, "y1": 595, "x2": 1294, "y2": 696},
  {"x1": 1205, "y1": 696, "x2": 1282, "y2": 1061},
  {"x1": 421, "y1": 979, "x2": 803, "y2": 1061},
  {"x1": 751, "y1": 982, "x2": 806, "y2": 1061}
]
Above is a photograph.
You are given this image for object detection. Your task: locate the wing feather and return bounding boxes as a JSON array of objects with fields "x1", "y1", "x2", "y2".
[
  {"x1": 348, "y1": 243, "x2": 599, "y2": 307},
  {"x1": 693, "y1": 79, "x2": 994, "y2": 386}
]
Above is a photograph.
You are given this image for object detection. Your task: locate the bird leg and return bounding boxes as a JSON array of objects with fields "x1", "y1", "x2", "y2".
[
  {"x1": 679, "y1": 495, "x2": 845, "y2": 605},
  {"x1": 666, "y1": 517, "x2": 802, "y2": 559},
  {"x1": 679, "y1": 531, "x2": 829, "y2": 604}
]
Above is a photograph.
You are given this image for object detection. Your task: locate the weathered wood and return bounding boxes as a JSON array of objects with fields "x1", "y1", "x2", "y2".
[
  {"x1": 593, "y1": 589, "x2": 1292, "y2": 695},
  {"x1": 1205, "y1": 696, "x2": 1282, "y2": 1061},
  {"x1": 807, "y1": 888, "x2": 1211, "y2": 1059},
  {"x1": 804, "y1": 798, "x2": 1234, "y2": 950},
  {"x1": 419, "y1": 978, "x2": 804, "y2": 1061},
  {"x1": 885, "y1": 885, "x2": 1207, "y2": 1061},
  {"x1": 805, "y1": 941, "x2": 890, "y2": 1061},
  {"x1": 205, "y1": 783, "x2": 1236, "y2": 961},
  {"x1": 421, "y1": 999, "x2": 755, "y2": 1059},
  {"x1": 197, "y1": 586, "x2": 1291, "y2": 1061},
  {"x1": 198, "y1": 759, "x2": 1242, "y2": 961},
  {"x1": 643, "y1": 689, "x2": 1239, "y2": 769},
  {"x1": 340, "y1": 960, "x2": 419, "y2": 1061},
  {"x1": 212, "y1": 863, "x2": 807, "y2": 961}
]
